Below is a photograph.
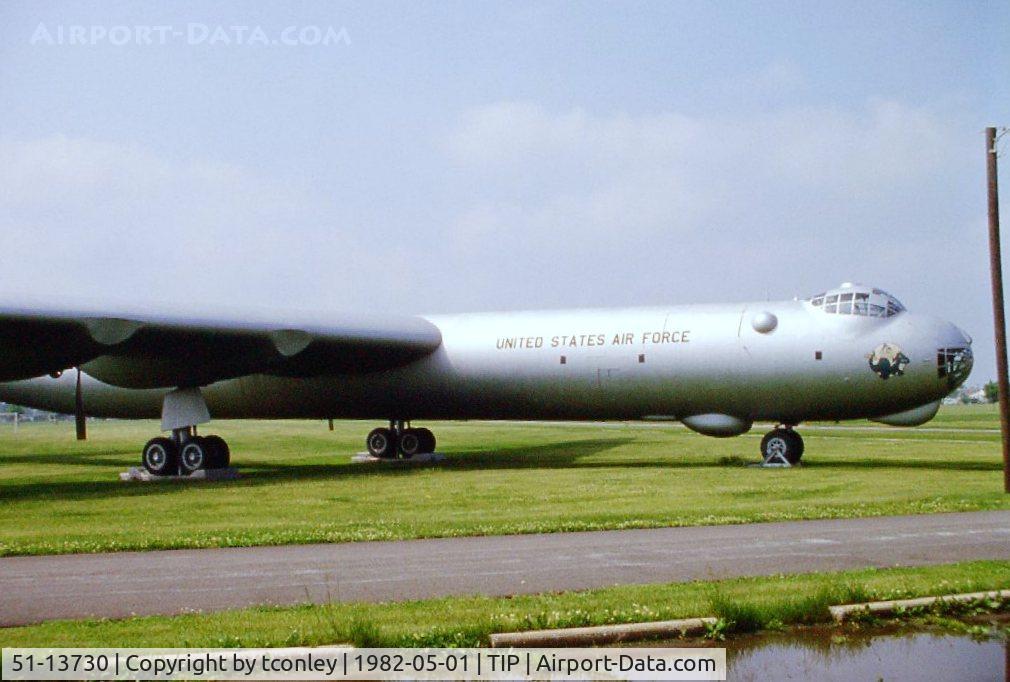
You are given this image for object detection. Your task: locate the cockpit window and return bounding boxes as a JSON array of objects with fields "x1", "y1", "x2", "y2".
[
  {"x1": 853, "y1": 292, "x2": 869, "y2": 315},
  {"x1": 838, "y1": 292, "x2": 853, "y2": 314},
  {"x1": 806, "y1": 284, "x2": 905, "y2": 318}
]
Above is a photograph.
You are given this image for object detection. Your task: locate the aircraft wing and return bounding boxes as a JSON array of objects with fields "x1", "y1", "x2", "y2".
[{"x1": 0, "y1": 303, "x2": 443, "y2": 388}]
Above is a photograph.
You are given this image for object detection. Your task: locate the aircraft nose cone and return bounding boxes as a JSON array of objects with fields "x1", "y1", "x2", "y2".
[
  {"x1": 938, "y1": 320, "x2": 971, "y2": 347},
  {"x1": 955, "y1": 325, "x2": 972, "y2": 347}
]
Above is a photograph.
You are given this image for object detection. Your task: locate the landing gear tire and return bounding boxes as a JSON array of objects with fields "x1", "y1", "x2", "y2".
[
  {"x1": 760, "y1": 429, "x2": 803, "y2": 465},
  {"x1": 399, "y1": 429, "x2": 423, "y2": 458},
  {"x1": 203, "y1": 434, "x2": 231, "y2": 468},
  {"x1": 367, "y1": 428, "x2": 398, "y2": 459},
  {"x1": 785, "y1": 430, "x2": 804, "y2": 462},
  {"x1": 142, "y1": 437, "x2": 178, "y2": 476},
  {"x1": 179, "y1": 436, "x2": 210, "y2": 474},
  {"x1": 417, "y1": 428, "x2": 436, "y2": 454}
]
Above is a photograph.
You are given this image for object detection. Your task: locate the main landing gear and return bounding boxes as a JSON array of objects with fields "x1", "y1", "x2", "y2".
[
  {"x1": 142, "y1": 429, "x2": 231, "y2": 476},
  {"x1": 366, "y1": 420, "x2": 436, "y2": 459},
  {"x1": 140, "y1": 386, "x2": 232, "y2": 476},
  {"x1": 760, "y1": 426, "x2": 804, "y2": 466}
]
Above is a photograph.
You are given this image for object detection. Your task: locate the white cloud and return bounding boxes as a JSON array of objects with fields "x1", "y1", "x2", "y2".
[
  {"x1": 0, "y1": 135, "x2": 380, "y2": 313},
  {"x1": 448, "y1": 99, "x2": 959, "y2": 194},
  {"x1": 445, "y1": 98, "x2": 970, "y2": 249}
]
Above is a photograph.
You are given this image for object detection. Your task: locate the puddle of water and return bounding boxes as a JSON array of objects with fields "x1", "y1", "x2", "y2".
[
  {"x1": 645, "y1": 622, "x2": 1009, "y2": 681},
  {"x1": 723, "y1": 629, "x2": 1007, "y2": 682}
]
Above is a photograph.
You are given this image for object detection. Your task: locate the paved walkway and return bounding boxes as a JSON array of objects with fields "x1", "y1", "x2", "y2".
[{"x1": 2, "y1": 511, "x2": 1008, "y2": 626}]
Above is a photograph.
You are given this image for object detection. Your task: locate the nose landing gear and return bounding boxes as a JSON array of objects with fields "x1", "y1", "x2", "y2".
[
  {"x1": 366, "y1": 420, "x2": 437, "y2": 459},
  {"x1": 760, "y1": 427, "x2": 804, "y2": 466}
]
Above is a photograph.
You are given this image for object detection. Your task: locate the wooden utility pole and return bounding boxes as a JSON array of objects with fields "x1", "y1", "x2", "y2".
[{"x1": 985, "y1": 127, "x2": 1009, "y2": 493}]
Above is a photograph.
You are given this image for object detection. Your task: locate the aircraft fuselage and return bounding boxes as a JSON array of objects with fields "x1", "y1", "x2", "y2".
[{"x1": 1, "y1": 296, "x2": 972, "y2": 434}]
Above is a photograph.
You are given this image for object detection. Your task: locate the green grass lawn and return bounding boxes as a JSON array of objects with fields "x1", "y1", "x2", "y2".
[
  {"x1": 0, "y1": 404, "x2": 1007, "y2": 556},
  {"x1": 2, "y1": 560, "x2": 1007, "y2": 647}
]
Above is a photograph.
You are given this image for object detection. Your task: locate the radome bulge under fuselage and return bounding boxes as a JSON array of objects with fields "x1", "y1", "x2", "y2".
[{"x1": 0, "y1": 284, "x2": 973, "y2": 432}]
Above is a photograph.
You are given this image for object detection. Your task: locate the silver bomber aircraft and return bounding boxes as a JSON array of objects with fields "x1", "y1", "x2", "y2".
[{"x1": 0, "y1": 282, "x2": 973, "y2": 473}]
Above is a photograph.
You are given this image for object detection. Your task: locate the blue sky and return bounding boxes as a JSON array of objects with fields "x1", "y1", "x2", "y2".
[{"x1": 0, "y1": 1, "x2": 1007, "y2": 379}]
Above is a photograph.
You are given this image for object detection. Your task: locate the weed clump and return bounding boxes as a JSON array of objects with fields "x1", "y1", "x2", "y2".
[
  {"x1": 708, "y1": 583, "x2": 877, "y2": 634},
  {"x1": 346, "y1": 619, "x2": 383, "y2": 647}
]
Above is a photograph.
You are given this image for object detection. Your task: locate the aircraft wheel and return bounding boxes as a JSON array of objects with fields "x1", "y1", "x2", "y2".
[
  {"x1": 203, "y1": 435, "x2": 230, "y2": 469},
  {"x1": 417, "y1": 428, "x2": 436, "y2": 453},
  {"x1": 366, "y1": 427, "x2": 398, "y2": 458},
  {"x1": 786, "y1": 430, "x2": 804, "y2": 463},
  {"x1": 142, "y1": 437, "x2": 178, "y2": 476},
  {"x1": 399, "y1": 429, "x2": 423, "y2": 458},
  {"x1": 760, "y1": 429, "x2": 802, "y2": 465},
  {"x1": 179, "y1": 437, "x2": 210, "y2": 474}
]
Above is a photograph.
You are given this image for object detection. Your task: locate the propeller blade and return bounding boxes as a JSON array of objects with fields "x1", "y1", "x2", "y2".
[{"x1": 75, "y1": 367, "x2": 86, "y2": 441}]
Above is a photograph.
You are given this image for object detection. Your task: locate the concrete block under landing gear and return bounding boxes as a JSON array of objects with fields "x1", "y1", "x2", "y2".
[
  {"x1": 748, "y1": 459, "x2": 797, "y2": 468},
  {"x1": 119, "y1": 466, "x2": 240, "y2": 482},
  {"x1": 351, "y1": 452, "x2": 446, "y2": 464}
]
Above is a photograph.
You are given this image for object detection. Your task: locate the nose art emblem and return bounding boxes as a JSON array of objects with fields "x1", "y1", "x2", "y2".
[{"x1": 867, "y1": 343, "x2": 910, "y2": 380}]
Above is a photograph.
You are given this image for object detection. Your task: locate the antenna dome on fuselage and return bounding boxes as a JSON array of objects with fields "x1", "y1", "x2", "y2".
[{"x1": 807, "y1": 284, "x2": 905, "y2": 318}]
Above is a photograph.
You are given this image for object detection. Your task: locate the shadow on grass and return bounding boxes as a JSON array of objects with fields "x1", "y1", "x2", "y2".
[
  {"x1": 1, "y1": 437, "x2": 646, "y2": 502},
  {"x1": 804, "y1": 459, "x2": 1002, "y2": 472},
  {"x1": 0, "y1": 450, "x2": 137, "y2": 468},
  {"x1": 2, "y1": 437, "x2": 1002, "y2": 504}
]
